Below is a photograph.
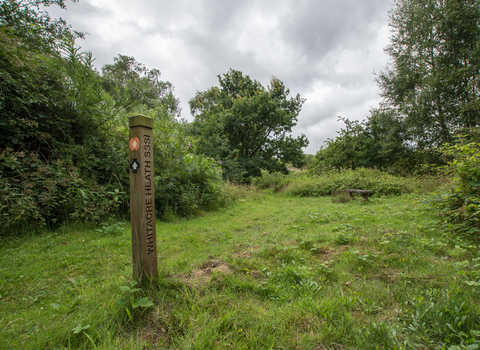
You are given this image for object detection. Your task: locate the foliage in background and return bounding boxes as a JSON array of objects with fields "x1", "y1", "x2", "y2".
[
  {"x1": 286, "y1": 168, "x2": 419, "y2": 197},
  {"x1": 0, "y1": 28, "x2": 72, "y2": 158},
  {"x1": 432, "y1": 128, "x2": 480, "y2": 241},
  {"x1": 378, "y1": 0, "x2": 480, "y2": 148},
  {"x1": 0, "y1": 0, "x2": 84, "y2": 52},
  {"x1": 101, "y1": 54, "x2": 181, "y2": 120},
  {"x1": 310, "y1": 112, "x2": 445, "y2": 176},
  {"x1": 148, "y1": 110, "x2": 226, "y2": 219},
  {"x1": 187, "y1": 69, "x2": 309, "y2": 182},
  {"x1": 252, "y1": 171, "x2": 289, "y2": 191}
]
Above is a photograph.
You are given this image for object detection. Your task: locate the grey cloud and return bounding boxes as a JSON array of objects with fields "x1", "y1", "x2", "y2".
[
  {"x1": 44, "y1": 0, "x2": 393, "y2": 155},
  {"x1": 201, "y1": 0, "x2": 253, "y2": 31},
  {"x1": 279, "y1": 0, "x2": 391, "y2": 59}
]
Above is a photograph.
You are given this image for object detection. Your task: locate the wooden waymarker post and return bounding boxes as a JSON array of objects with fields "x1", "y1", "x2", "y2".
[{"x1": 129, "y1": 114, "x2": 158, "y2": 285}]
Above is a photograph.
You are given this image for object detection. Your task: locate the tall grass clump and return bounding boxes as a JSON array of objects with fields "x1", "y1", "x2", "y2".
[
  {"x1": 252, "y1": 171, "x2": 290, "y2": 191},
  {"x1": 286, "y1": 168, "x2": 414, "y2": 197},
  {"x1": 223, "y1": 181, "x2": 265, "y2": 202}
]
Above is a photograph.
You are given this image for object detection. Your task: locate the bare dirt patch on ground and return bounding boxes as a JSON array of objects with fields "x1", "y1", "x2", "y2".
[{"x1": 187, "y1": 260, "x2": 235, "y2": 286}]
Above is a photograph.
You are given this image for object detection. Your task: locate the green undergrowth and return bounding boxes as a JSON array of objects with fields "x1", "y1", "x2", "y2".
[
  {"x1": 1, "y1": 191, "x2": 479, "y2": 349},
  {"x1": 284, "y1": 168, "x2": 449, "y2": 197}
]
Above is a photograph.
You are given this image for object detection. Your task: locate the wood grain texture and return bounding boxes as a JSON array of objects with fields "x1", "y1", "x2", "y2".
[{"x1": 129, "y1": 115, "x2": 158, "y2": 285}]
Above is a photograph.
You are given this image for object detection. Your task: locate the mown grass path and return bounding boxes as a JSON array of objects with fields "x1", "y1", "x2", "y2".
[{"x1": 1, "y1": 193, "x2": 479, "y2": 349}]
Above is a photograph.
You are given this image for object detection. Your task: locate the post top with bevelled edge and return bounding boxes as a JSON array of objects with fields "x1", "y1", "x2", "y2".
[{"x1": 129, "y1": 114, "x2": 154, "y2": 129}]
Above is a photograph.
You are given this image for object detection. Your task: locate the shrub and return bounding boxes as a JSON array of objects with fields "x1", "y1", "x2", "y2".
[
  {"x1": 252, "y1": 171, "x2": 289, "y2": 191},
  {"x1": 0, "y1": 150, "x2": 125, "y2": 235},
  {"x1": 431, "y1": 129, "x2": 480, "y2": 241},
  {"x1": 151, "y1": 110, "x2": 225, "y2": 218},
  {"x1": 154, "y1": 154, "x2": 224, "y2": 218},
  {"x1": 286, "y1": 168, "x2": 413, "y2": 197}
]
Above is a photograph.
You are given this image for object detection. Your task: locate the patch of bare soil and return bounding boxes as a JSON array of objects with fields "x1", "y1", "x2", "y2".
[
  {"x1": 233, "y1": 245, "x2": 260, "y2": 259},
  {"x1": 315, "y1": 246, "x2": 340, "y2": 261},
  {"x1": 188, "y1": 260, "x2": 234, "y2": 285}
]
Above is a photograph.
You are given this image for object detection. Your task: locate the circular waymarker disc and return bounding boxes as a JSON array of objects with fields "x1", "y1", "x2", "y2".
[
  {"x1": 130, "y1": 159, "x2": 140, "y2": 173},
  {"x1": 129, "y1": 137, "x2": 140, "y2": 151}
]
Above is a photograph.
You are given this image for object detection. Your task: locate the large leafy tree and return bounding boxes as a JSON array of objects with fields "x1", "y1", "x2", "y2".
[
  {"x1": 101, "y1": 55, "x2": 181, "y2": 119},
  {"x1": 377, "y1": 0, "x2": 480, "y2": 148},
  {"x1": 0, "y1": 0, "x2": 86, "y2": 158},
  {"x1": 188, "y1": 69, "x2": 308, "y2": 180},
  {"x1": 0, "y1": 1, "x2": 113, "y2": 175},
  {"x1": 0, "y1": 0, "x2": 84, "y2": 52},
  {"x1": 311, "y1": 110, "x2": 420, "y2": 174}
]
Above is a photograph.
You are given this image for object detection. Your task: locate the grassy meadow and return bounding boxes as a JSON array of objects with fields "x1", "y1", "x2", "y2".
[{"x1": 1, "y1": 179, "x2": 480, "y2": 349}]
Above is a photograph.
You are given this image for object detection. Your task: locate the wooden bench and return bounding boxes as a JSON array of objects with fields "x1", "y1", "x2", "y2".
[{"x1": 343, "y1": 189, "x2": 373, "y2": 200}]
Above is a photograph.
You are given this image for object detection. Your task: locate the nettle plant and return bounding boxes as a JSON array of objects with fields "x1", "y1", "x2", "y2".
[
  {"x1": 0, "y1": 150, "x2": 124, "y2": 234},
  {"x1": 116, "y1": 281, "x2": 154, "y2": 322},
  {"x1": 435, "y1": 129, "x2": 480, "y2": 240}
]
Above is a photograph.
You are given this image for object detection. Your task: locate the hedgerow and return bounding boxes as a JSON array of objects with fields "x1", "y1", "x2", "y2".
[{"x1": 285, "y1": 168, "x2": 414, "y2": 197}]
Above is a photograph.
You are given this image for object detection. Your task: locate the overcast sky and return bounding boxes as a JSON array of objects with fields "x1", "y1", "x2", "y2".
[{"x1": 47, "y1": 0, "x2": 394, "y2": 154}]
